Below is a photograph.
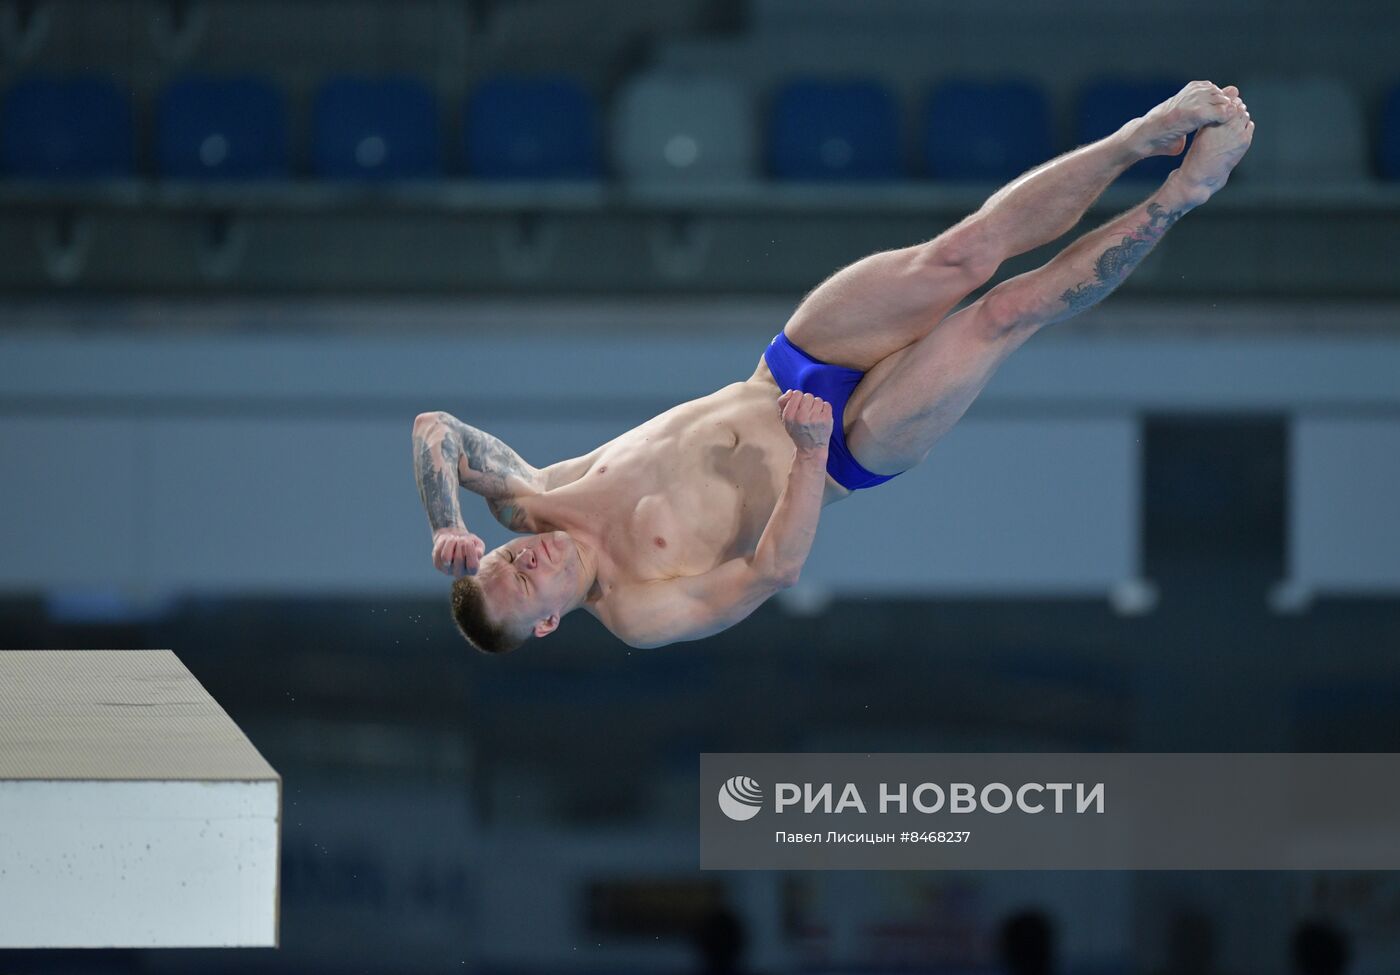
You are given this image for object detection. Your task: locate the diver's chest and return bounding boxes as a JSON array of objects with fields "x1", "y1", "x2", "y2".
[
  {"x1": 624, "y1": 493, "x2": 688, "y2": 559},
  {"x1": 610, "y1": 478, "x2": 745, "y2": 572}
]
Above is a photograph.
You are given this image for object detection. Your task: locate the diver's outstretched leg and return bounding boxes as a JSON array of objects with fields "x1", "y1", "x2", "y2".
[
  {"x1": 781, "y1": 82, "x2": 1239, "y2": 374},
  {"x1": 841, "y1": 99, "x2": 1254, "y2": 476}
]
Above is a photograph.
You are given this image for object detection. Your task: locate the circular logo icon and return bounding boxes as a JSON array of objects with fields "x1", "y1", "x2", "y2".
[{"x1": 717, "y1": 775, "x2": 764, "y2": 821}]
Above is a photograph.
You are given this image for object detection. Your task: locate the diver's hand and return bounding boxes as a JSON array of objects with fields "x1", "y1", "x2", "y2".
[
  {"x1": 778, "y1": 390, "x2": 833, "y2": 451},
  {"x1": 433, "y1": 527, "x2": 485, "y2": 577}
]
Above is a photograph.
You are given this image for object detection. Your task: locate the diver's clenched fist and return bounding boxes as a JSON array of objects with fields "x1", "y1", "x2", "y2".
[
  {"x1": 778, "y1": 390, "x2": 833, "y2": 451},
  {"x1": 433, "y1": 526, "x2": 485, "y2": 577}
]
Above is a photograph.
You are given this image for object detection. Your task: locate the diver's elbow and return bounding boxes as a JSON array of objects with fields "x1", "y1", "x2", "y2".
[
  {"x1": 768, "y1": 564, "x2": 802, "y2": 590},
  {"x1": 413, "y1": 411, "x2": 449, "y2": 436}
]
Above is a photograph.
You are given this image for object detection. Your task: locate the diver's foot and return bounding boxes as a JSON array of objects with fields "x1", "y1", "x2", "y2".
[
  {"x1": 1131, "y1": 81, "x2": 1241, "y2": 159},
  {"x1": 1175, "y1": 95, "x2": 1255, "y2": 204}
]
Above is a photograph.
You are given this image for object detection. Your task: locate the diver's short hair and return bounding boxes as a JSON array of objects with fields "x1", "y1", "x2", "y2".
[{"x1": 451, "y1": 575, "x2": 526, "y2": 654}]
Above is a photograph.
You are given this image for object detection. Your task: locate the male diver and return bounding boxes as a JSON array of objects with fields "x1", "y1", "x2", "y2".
[{"x1": 413, "y1": 82, "x2": 1254, "y2": 651}]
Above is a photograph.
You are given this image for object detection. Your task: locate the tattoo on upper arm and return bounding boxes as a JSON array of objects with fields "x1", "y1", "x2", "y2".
[
  {"x1": 413, "y1": 413, "x2": 538, "y2": 533},
  {"x1": 1058, "y1": 201, "x2": 1184, "y2": 316},
  {"x1": 440, "y1": 415, "x2": 535, "y2": 496},
  {"x1": 488, "y1": 498, "x2": 532, "y2": 532}
]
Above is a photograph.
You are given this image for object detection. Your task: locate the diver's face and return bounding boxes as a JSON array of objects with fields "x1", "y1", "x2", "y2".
[{"x1": 476, "y1": 531, "x2": 581, "y2": 637}]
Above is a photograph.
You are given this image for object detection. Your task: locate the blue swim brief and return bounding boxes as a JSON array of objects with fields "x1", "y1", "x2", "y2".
[{"x1": 763, "y1": 330, "x2": 901, "y2": 491}]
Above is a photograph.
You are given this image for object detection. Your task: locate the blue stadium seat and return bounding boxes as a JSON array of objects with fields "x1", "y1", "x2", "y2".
[
  {"x1": 312, "y1": 77, "x2": 440, "y2": 180},
  {"x1": 768, "y1": 79, "x2": 902, "y2": 181},
  {"x1": 157, "y1": 75, "x2": 288, "y2": 180},
  {"x1": 1076, "y1": 77, "x2": 1186, "y2": 182},
  {"x1": 465, "y1": 76, "x2": 600, "y2": 179},
  {"x1": 1, "y1": 75, "x2": 133, "y2": 178},
  {"x1": 924, "y1": 79, "x2": 1053, "y2": 182},
  {"x1": 1376, "y1": 81, "x2": 1400, "y2": 180}
]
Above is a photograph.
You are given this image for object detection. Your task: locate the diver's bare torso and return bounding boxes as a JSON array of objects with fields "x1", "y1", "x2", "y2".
[{"x1": 512, "y1": 359, "x2": 849, "y2": 617}]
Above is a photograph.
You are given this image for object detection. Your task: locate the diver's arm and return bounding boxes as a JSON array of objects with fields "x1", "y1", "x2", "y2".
[
  {"x1": 602, "y1": 557, "x2": 790, "y2": 649},
  {"x1": 412, "y1": 411, "x2": 542, "y2": 534},
  {"x1": 752, "y1": 391, "x2": 831, "y2": 585}
]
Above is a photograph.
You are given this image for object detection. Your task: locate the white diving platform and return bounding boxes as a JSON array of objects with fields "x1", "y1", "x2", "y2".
[{"x1": 0, "y1": 649, "x2": 280, "y2": 948}]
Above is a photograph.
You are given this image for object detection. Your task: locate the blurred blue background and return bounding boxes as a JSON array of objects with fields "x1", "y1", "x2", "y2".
[{"x1": 2, "y1": 0, "x2": 1400, "y2": 972}]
